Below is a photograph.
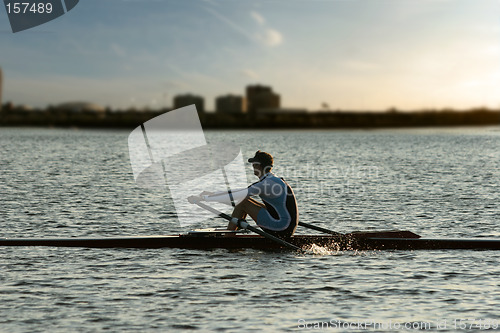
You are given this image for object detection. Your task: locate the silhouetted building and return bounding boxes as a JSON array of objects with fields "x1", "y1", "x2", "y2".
[
  {"x1": 173, "y1": 94, "x2": 205, "y2": 113},
  {"x1": 246, "y1": 84, "x2": 280, "y2": 115},
  {"x1": 215, "y1": 94, "x2": 245, "y2": 113},
  {"x1": 55, "y1": 102, "x2": 105, "y2": 113},
  {"x1": 258, "y1": 108, "x2": 307, "y2": 114},
  {"x1": 0, "y1": 67, "x2": 3, "y2": 112}
]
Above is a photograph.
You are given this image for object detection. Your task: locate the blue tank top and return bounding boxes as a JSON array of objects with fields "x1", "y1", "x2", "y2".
[{"x1": 247, "y1": 173, "x2": 298, "y2": 233}]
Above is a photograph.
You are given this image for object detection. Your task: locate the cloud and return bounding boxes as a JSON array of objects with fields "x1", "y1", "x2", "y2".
[
  {"x1": 341, "y1": 60, "x2": 380, "y2": 72},
  {"x1": 240, "y1": 69, "x2": 259, "y2": 79},
  {"x1": 250, "y1": 11, "x2": 265, "y2": 25},
  {"x1": 250, "y1": 10, "x2": 283, "y2": 46},
  {"x1": 200, "y1": 0, "x2": 219, "y2": 6},
  {"x1": 258, "y1": 28, "x2": 283, "y2": 46},
  {"x1": 162, "y1": 80, "x2": 190, "y2": 90},
  {"x1": 203, "y1": 7, "x2": 283, "y2": 47},
  {"x1": 110, "y1": 43, "x2": 127, "y2": 58},
  {"x1": 5, "y1": 75, "x2": 166, "y2": 109},
  {"x1": 204, "y1": 7, "x2": 255, "y2": 42}
]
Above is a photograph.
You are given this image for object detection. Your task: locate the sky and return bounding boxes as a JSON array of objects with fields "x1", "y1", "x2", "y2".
[{"x1": 1, "y1": 0, "x2": 499, "y2": 111}]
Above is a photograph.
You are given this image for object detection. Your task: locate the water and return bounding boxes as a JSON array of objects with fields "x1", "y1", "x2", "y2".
[{"x1": 1, "y1": 127, "x2": 500, "y2": 332}]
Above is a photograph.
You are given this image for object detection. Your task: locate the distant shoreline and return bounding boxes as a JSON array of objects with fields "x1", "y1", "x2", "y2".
[{"x1": 1, "y1": 106, "x2": 499, "y2": 129}]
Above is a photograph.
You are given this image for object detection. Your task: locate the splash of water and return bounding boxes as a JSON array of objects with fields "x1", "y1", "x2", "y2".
[{"x1": 304, "y1": 243, "x2": 341, "y2": 255}]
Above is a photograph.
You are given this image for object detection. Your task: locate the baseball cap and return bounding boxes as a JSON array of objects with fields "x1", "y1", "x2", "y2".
[{"x1": 247, "y1": 150, "x2": 273, "y2": 168}]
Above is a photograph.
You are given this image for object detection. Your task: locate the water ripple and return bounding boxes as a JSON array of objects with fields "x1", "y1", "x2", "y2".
[{"x1": 1, "y1": 128, "x2": 500, "y2": 332}]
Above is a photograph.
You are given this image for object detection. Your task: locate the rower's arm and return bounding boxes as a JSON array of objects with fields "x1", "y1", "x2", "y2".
[
  {"x1": 202, "y1": 180, "x2": 269, "y2": 205},
  {"x1": 203, "y1": 188, "x2": 249, "y2": 205}
]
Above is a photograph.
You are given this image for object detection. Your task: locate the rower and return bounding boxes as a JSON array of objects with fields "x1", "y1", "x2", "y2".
[{"x1": 199, "y1": 150, "x2": 299, "y2": 238}]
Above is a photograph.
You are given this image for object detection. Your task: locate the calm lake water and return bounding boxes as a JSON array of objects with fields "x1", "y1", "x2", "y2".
[{"x1": 1, "y1": 127, "x2": 500, "y2": 332}]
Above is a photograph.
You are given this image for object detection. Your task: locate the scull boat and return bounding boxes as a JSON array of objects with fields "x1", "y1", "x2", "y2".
[{"x1": 1, "y1": 229, "x2": 500, "y2": 250}]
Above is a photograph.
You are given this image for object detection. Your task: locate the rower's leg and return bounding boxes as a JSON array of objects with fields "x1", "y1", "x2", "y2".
[{"x1": 227, "y1": 198, "x2": 265, "y2": 230}]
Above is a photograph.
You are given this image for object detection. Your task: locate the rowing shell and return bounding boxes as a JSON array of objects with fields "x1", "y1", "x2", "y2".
[{"x1": 1, "y1": 230, "x2": 500, "y2": 250}]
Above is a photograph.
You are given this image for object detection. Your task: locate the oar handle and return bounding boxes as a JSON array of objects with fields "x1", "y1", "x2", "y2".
[{"x1": 191, "y1": 199, "x2": 304, "y2": 253}]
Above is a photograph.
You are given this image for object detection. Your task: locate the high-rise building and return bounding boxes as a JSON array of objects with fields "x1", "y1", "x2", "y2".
[
  {"x1": 247, "y1": 84, "x2": 280, "y2": 115},
  {"x1": 246, "y1": 84, "x2": 280, "y2": 115},
  {"x1": 215, "y1": 94, "x2": 245, "y2": 114},
  {"x1": 173, "y1": 94, "x2": 205, "y2": 113}
]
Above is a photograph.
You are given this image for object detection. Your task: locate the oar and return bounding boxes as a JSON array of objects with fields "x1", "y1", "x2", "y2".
[
  {"x1": 299, "y1": 221, "x2": 420, "y2": 239},
  {"x1": 189, "y1": 199, "x2": 304, "y2": 253},
  {"x1": 298, "y1": 222, "x2": 343, "y2": 236}
]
